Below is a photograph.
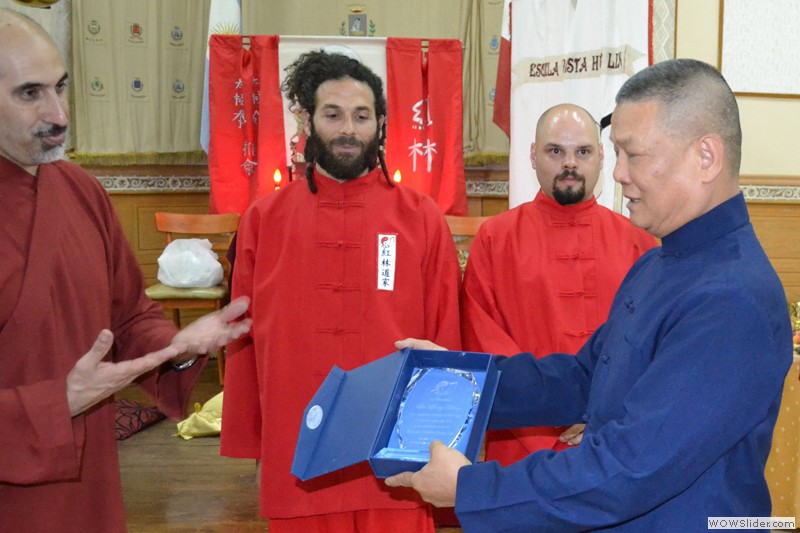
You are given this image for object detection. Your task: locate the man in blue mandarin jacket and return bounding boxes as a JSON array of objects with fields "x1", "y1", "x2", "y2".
[{"x1": 386, "y1": 58, "x2": 792, "y2": 532}]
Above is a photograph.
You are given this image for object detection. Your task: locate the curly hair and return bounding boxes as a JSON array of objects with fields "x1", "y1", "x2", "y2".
[{"x1": 281, "y1": 50, "x2": 391, "y2": 192}]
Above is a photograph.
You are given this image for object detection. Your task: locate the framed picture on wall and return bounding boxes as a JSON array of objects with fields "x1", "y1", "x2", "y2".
[
  {"x1": 348, "y1": 14, "x2": 367, "y2": 37},
  {"x1": 719, "y1": 0, "x2": 800, "y2": 97}
]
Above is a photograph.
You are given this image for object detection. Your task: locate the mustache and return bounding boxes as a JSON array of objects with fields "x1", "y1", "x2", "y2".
[
  {"x1": 556, "y1": 169, "x2": 584, "y2": 181},
  {"x1": 35, "y1": 125, "x2": 68, "y2": 138},
  {"x1": 330, "y1": 136, "x2": 362, "y2": 147}
]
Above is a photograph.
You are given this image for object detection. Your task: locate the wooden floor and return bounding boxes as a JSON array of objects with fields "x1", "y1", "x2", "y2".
[
  {"x1": 117, "y1": 359, "x2": 463, "y2": 532},
  {"x1": 118, "y1": 358, "x2": 267, "y2": 532}
]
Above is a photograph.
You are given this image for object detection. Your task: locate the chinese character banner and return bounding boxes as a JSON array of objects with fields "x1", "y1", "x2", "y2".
[
  {"x1": 385, "y1": 38, "x2": 467, "y2": 216},
  {"x1": 207, "y1": 35, "x2": 286, "y2": 215}
]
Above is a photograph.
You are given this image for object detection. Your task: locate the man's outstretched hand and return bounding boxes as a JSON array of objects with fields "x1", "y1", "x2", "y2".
[
  {"x1": 385, "y1": 440, "x2": 471, "y2": 508},
  {"x1": 66, "y1": 296, "x2": 252, "y2": 417},
  {"x1": 66, "y1": 330, "x2": 180, "y2": 416},
  {"x1": 169, "y1": 296, "x2": 252, "y2": 358}
]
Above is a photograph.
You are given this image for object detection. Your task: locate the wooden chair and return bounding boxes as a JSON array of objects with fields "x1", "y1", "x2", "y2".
[
  {"x1": 444, "y1": 215, "x2": 493, "y2": 274},
  {"x1": 145, "y1": 212, "x2": 240, "y2": 384}
]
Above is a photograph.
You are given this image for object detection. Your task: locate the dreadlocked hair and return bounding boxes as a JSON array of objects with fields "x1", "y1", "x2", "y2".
[
  {"x1": 282, "y1": 50, "x2": 393, "y2": 192},
  {"x1": 304, "y1": 155, "x2": 318, "y2": 193}
]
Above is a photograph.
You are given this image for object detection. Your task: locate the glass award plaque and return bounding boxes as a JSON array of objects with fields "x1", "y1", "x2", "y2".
[{"x1": 375, "y1": 367, "x2": 483, "y2": 462}]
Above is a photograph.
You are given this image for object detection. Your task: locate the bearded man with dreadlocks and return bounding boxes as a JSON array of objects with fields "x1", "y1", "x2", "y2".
[{"x1": 220, "y1": 51, "x2": 461, "y2": 533}]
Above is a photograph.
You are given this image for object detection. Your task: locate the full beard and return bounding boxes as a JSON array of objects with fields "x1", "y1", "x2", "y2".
[
  {"x1": 308, "y1": 126, "x2": 381, "y2": 181},
  {"x1": 551, "y1": 169, "x2": 587, "y2": 206}
]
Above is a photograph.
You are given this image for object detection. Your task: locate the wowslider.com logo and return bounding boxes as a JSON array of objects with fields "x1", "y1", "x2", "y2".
[{"x1": 707, "y1": 517, "x2": 795, "y2": 529}]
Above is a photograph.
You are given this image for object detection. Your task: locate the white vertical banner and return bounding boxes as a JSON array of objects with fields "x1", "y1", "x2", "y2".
[
  {"x1": 276, "y1": 36, "x2": 387, "y2": 167},
  {"x1": 200, "y1": 0, "x2": 241, "y2": 153},
  {"x1": 507, "y1": 0, "x2": 649, "y2": 211}
]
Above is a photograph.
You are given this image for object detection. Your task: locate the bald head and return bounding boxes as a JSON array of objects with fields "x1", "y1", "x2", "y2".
[
  {"x1": 0, "y1": 9, "x2": 56, "y2": 61},
  {"x1": 0, "y1": 7, "x2": 36, "y2": 28},
  {"x1": 530, "y1": 104, "x2": 604, "y2": 205},
  {"x1": 0, "y1": 7, "x2": 45, "y2": 29},
  {"x1": 0, "y1": 9, "x2": 61, "y2": 79},
  {"x1": 535, "y1": 104, "x2": 600, "y2": 145},
  {"x1": 0, "y1": 7, "x2": 68, "y2": 174}
]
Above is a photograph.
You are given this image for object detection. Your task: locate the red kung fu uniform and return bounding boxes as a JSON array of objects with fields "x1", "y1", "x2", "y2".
[
  {"x1": 221, "y1": 168, "x2": 462, "y2": 523},
  {"x1": 461, "y1": 191, "x2": 656, "y2": 464},
  {"x1": 0, "y1": 156, "x2": 202, "y2": 533}
]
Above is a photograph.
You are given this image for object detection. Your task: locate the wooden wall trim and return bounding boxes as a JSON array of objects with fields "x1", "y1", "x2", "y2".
[
  {"x1": 740, "y1": 175, "x2": 800, "y2": 188},
  {"x1": 91, "y1": 165, "x2": 800, "y2": 205},
  {"x1": 100, "y1": 176, "x2": 210, "y2": 193},
  {"x1": 741, "y1": 184, "x2": 800, "y2": 204}
]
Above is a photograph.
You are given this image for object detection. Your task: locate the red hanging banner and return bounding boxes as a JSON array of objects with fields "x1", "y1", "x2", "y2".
[
  {"x1": 385, "y1": 38, "x2": 467, "y2": 216},
  {"x1": 208, "y1": 35, "x2": 287, "y2": 215}
]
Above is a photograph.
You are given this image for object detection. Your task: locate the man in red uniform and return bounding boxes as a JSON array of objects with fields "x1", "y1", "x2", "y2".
[
  {"x1": 461, "y1": 104, "x2": 656, "y2": 464},
  {"x1": 220, "y1": 51, "x2": 461, "y2": 532},
  {"x1": 0, "y1": 9, "x2": 251, "y2": 532}
]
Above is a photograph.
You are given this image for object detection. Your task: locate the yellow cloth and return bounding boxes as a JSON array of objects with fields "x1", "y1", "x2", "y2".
[
  {"x1": 176, "y1": 392, "x2": 223, "y2": 440},
  {"x1": 765, "y1": 357, "x2": 800, "y2": 517}
]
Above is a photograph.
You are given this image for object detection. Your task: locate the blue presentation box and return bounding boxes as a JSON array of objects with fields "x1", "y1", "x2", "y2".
[{"x1": 291, "y1": 348, "x2": 500, "y2": 481}]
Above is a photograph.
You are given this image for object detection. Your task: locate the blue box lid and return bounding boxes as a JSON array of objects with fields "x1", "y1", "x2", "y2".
[{"x1": 291, "y1": 350, "x2": 405, "y2": 481}]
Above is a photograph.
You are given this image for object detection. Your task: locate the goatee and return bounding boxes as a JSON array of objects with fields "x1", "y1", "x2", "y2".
[
  {"x1": 33, "y1": 124, "x2": 68, "y2": 165},
  {"x1": 552, "y1": 169, "x2": 586, "y2": 206}
]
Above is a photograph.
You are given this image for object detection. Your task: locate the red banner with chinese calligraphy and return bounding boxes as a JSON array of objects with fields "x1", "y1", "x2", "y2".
[
  {"x1": 208, "y1": 35, "x2": 286, "y2": 215},
  {"x1": 385, "y1": 38, "x2": 466, "y2": 216}
]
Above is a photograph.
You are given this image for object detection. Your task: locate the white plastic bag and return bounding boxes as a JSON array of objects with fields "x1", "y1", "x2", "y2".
[{"x1": 157, "y1": 238, "x2": 224, "y2": 288}]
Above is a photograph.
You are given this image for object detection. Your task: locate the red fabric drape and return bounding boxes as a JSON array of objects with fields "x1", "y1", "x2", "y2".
[
  {"x1": 493, "y1": 1, "x2": 511, "y2": 137},
  {"x1": 208, "y1": 35, "x2": 287, "y2": 215},
  {"x1": 385, "y1": 38, "x2": 467, "y2": 216}
]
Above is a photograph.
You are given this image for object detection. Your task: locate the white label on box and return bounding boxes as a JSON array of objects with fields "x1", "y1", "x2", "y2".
[{"x1": 306, "y1": 405, "x2": 323, "y2": 430}]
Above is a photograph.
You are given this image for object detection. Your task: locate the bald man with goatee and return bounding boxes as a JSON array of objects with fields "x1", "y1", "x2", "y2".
[{"x1": 461, "y1": 104, "x2": 656, "y2": 466}]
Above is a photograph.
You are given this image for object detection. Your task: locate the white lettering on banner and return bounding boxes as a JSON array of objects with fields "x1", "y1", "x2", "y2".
[
  {"x1": 241, "y1": 142, "x2": 257, "y2": 176},
  {"x1": 230, "y1": 75, "x2": 264, "y2": 175},
  {"x1": 407, "y1": 98, "x2": 437, "y2": 173},
  {"x1": 242, "y1": 141, "x2": 255, "y2": 158},
  {"x1": 408, "y1": 138, "x2": 438, "y2": 173},
  {"x1": 377, "y1": 234, "x2": 397, "y2": 291},
  {"x1": 232, "y1": 109, "x2": 246, "y2": 128},
  {"x1": 707, "y1": 517, "x2": 796, "y2": 529},
  {"x1": 252, "y1": 77, "x2": 260, "y2": 108},
  {"x1": 411, "y1": 98, "x2": 433, "y2": 130},
  {"x1": 232, "y1": 77, "x2": 246, "y2": 128},
  {"x1": 241, "y1": 159, "x2": 256, "y2": 176},
  {"x1": 511, "y1": 45, "x2": 645, "y2": 89}
]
